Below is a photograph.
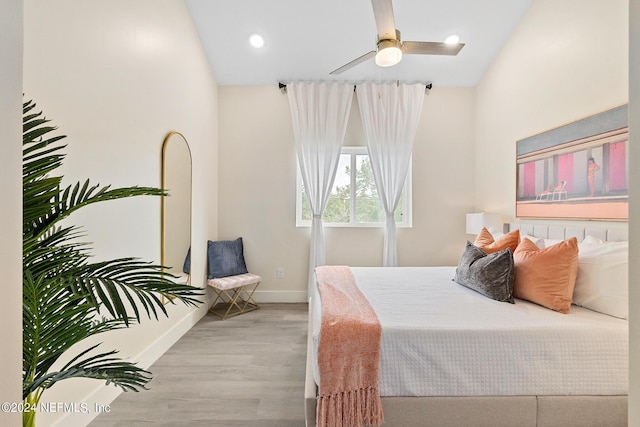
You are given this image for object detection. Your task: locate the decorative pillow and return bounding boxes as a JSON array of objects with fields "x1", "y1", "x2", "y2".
[
  {"x1": 513, "y1": 237, "x2": 579, "y2": 314},
  {"x1": 183, "y1": 247, "x2": 191, "y2": 274},
  {"x1": 474, "y1": 227, "x2": 520, "y2": 254},
  {"x1": 574, "y1": 240, "x2": 628, "y2": 319},
  {"x1": 207, "y1": 238, "x2": 248, "y2": 279},
  {"x1": 453, "y1": 242, "x2": 515, "y2": 303}
]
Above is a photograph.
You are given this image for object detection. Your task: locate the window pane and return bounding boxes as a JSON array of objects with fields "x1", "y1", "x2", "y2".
[
  {"x1": 322, "y1": 154, "x2": 351, "y2": 223},
  {"x1": 355, "y1": 154, "x2": 383, "y2": 223},
  {"x1": 354, "y1": 155, "x2": 404, "y2": 223},
  {"x1": 300, "y1": 183, "x2": 312, "y2": 222},
  {"x1": 298, "y1": 149, "x2": 409, "y2": 227},
  {"x1": 300, "y1": 155, "x2": 351, "y2": 223}
]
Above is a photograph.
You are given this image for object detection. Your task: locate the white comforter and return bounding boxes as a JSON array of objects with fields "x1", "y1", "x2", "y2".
[{"x1": 312, "y1": 266, "x2": 628, "y2": 397}]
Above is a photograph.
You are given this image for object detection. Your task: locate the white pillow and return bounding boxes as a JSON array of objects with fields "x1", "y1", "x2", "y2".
[
  {"x1": 489, "y1": 230, "x2": 504, "y2": 239},
  {"x1": 542, "y1": 238, "x2": 563, "y2": 248},
  {"x1": 521, "y1": 234, "x2": 544, "y2": 248},
  {"x1": 573, "y1": 240, "x2": 628, "y2": 319},
  {"x1": 582, "y1": 234, "x2": 605, "y2": 245}
]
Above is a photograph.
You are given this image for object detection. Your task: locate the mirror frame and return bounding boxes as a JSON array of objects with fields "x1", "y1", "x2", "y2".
[{"x1": 161, "y1": 131, "x2": 193, "y2": 293}]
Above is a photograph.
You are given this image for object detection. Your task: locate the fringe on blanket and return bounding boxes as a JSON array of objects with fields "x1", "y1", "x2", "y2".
[{"x1": 317, "y1": 386, "x2": 384, "y2": 427}]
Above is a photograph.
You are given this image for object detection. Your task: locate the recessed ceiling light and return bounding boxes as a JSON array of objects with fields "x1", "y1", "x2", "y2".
[
  {"x1": 444, "y1": 35, "x2": 460, "y2": 45},
  {"x1": 249, "y1": 34, "x2": 265, "y2": 48}
]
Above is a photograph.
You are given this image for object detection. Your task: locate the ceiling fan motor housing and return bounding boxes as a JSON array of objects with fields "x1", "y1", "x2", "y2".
[{"x1": 376, "y1": 30, "x2": 402, "y2": 67}]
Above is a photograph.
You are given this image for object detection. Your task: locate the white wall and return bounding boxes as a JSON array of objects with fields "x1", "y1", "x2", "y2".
[
  {"x1": 475, "y1": 0, "x2": 628, "y2": 218},
  {"x1": 0, "y1": 0, "x2": 24, "y2": 425},
  {"x1": 218, "y1": 85, "x2": 475, "y2": 300},
  {"x1": 22, "y1": 1, "x2": 218, "y2": 425}
]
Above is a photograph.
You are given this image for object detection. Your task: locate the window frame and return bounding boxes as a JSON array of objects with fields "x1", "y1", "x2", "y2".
[{"x1": 295, "y1": 146, "x2": 412, "y2": 228}]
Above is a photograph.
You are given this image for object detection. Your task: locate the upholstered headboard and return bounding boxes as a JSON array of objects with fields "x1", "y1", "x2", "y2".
[{"x1": 505, "y1": 222, "x2": 628, "y2": 243}]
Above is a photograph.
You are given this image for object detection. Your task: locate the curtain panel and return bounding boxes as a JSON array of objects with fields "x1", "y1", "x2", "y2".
[
  {"x1": 356, "y1": 83, "x2": 424, "y2": 266},
  {"x1": 287, "y1": 82, "x2": 354, "y2": 295}
]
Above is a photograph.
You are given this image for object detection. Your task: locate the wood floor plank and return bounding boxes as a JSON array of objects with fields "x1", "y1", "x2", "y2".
[{"x1": 89, "y1": 303, "x2": 308, "y2": 426}]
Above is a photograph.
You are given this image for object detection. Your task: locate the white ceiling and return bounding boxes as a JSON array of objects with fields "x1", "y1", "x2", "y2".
[{"x1": 186, "y1": 0, "x2": 532, "y2": 87}]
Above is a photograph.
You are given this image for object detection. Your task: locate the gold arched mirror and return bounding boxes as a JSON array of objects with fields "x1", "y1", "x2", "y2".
[{"x1": 161, "y1": 131, "x2": 192, "y2": 287}]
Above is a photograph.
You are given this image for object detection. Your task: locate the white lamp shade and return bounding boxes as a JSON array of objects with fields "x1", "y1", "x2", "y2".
[{"x1": 466, "y1": 212, "x2": 503, "y2": 235}]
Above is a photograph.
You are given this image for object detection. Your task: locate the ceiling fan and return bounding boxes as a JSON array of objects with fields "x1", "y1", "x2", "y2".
[{"x1": 330, "y1": 0, "x2": 465, "y2": 75}]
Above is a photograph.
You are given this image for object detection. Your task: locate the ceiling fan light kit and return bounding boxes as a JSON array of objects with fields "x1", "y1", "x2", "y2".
[{"x1": 375, "y1": 39, "x2": 402, "y2": 67}]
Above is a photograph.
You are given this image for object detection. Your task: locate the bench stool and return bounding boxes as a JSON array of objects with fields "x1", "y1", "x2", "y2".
[{"x1": 207, "y1": 273, "x2": 261, "y2": 320}]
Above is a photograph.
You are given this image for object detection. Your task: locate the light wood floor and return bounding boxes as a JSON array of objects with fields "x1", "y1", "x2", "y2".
[{"x1": 89, "y1": 303, "x2": 309, "y2": 427}]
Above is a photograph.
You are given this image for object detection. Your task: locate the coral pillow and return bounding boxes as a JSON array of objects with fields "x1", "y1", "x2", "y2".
[
  {"x1": 474, "y1": 227, "x2": 520, "y2": 254},
  {"x1": 513, "y1": 237, "x2": 579, "y2": 314}
]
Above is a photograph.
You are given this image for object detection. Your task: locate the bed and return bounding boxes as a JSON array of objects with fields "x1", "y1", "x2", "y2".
[{"x1": 304, "y1": 223, "x2": 629, "y2": 427}]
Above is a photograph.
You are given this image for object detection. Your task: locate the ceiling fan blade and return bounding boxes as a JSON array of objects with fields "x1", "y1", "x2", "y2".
[
  {"x1": 330, "y1": 51, "x2": 376, "y2": 75},
  {"x1": 401, "y1": 41, "x2": 465, "y2": 56},
  {"x1": 371, "y1": 0, "x2": 396, "y2": 40}
]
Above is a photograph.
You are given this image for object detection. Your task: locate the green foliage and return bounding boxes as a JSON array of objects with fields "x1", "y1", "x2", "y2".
[
  {"x1": 354, "y1": 155, "x2": 384, "y2": 222},
  {"x1": 22, "y1": 99, "x2": 202, "y2": 425}
]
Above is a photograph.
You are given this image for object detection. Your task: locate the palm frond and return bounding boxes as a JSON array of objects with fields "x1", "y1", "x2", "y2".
[
  {"x1": 23, "y1": 228, "x2": 90, "y2": 278},
  {"x1": 73, "y1": 258, "x2": 202, "y2": 324},
  {"x1": 22, "y1": 272, "x2": 131, "y2": 386},
  {"x1": 55, "y1": 180, "x2": 167, "y2": 228},
  {"x1": 24, "y1": 344, "x2": 151, "y2": 399},
  {"x1": 26, "y1": 178, "x2": 166, "y2": 243}
]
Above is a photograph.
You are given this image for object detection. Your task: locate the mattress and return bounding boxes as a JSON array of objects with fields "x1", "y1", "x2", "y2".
[{"x1": 312, "y1": 266, "x2": 628, "y2": 397}]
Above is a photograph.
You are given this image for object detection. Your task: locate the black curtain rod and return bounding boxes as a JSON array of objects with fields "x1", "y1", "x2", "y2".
[{"x1": 278, "y1": 82, "x2": 433, "y2": 94}]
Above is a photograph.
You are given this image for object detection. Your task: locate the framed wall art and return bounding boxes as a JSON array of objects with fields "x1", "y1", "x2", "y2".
[{"x1": 516, "y1": 105, "x2": 628, "y2": 221}]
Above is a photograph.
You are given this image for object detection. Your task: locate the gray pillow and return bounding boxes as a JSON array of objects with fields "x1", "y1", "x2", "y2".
[
  {"x1": 453, "y1": 241, "x2": 515, "y2": 303},
  {"x1": 207, "y1": 238, "x2": 248, "y2": 279}
]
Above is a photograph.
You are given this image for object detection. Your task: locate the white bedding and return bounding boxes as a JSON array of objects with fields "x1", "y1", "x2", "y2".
[{"x1": 312, "y1": 266, "x2": 628, "y2": 397}]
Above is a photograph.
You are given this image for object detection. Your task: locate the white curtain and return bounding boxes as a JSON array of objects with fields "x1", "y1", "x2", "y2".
[
  {"x1": 287, "y1": 82, "x2": 354, "y2": 295},
  {"x1": 356, "y1": 83, "x2": 424, "y2": 266}
]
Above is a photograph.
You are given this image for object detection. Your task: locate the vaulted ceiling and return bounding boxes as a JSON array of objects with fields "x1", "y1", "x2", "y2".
[{"x1": 186, "y1": 0, "x2": 532, "y2": 87}]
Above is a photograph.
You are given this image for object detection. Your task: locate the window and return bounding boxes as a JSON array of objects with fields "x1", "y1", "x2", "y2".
[{"x1": 296, "y1": 146, "x2": 412, "y2": 227}]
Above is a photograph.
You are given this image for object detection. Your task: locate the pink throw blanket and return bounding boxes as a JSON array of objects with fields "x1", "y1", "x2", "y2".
[{"x1": 315, "y1": 266, "x2": 384, "y2": 427}]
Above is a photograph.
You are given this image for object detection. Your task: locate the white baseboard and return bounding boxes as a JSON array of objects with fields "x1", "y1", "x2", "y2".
[{"x1": 253, "y1": 290, "x2": 308, "y2": 303}]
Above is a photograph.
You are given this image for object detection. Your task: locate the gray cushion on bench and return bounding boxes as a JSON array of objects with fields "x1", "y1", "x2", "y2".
[{"x1": 207, "y1": 238, "x2": 248, "y2": 279}]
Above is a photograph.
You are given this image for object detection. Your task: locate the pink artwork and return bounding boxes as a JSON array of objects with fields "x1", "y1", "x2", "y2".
[{"x1": 516, "y1": 105, "x2": 628, "y2": 221}]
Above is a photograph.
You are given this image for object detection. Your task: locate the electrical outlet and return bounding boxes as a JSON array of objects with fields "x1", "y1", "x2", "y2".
[{"x1": 276, "y1": 267, "x2": 285, "y2": 279}]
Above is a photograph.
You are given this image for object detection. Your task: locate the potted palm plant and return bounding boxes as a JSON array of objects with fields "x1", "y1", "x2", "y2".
[{"x1": 22, "y1": 99, "x2": 202, "y2": 427}]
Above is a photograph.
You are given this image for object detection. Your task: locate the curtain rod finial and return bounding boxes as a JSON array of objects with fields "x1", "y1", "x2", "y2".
[{"x1": 278, "y1": 82, "x2": 287, "y2": 94}]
